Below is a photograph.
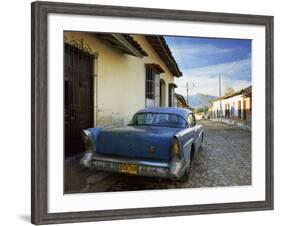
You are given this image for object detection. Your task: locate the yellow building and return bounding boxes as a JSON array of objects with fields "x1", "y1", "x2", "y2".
[{"x1": 64, "y1": 32, "x2": 182, "y2": 155}]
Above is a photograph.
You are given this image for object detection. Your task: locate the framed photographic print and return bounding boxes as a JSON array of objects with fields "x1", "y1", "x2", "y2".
[{"x1": 31, "y1": 1, "x2": 274, "y2": 225}]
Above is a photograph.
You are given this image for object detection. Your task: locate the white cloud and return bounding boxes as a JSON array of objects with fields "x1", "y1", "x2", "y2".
[
  {"x1": 171, "y1": 43, "x2": 235, "y2": 56},
  {"x1": 175, "y1": 58, "x2": 252, "y2": 97},
  {"x1": 168, "y1": 42, "x2": 240, "y2": 69}
]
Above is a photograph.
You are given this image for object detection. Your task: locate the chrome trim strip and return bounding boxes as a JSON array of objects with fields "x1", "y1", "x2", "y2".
[
  {"x1": 198, "y1": 130, "x2": 204, "y2": 138},
  {"x1": 183, "y1": 138, "x2": 193, "y2": 149},
  {"x1": 139, "y1": 160, "x2": 168, "y2": 168},
  {"x1": 176, "y1": 127, "x2": 193, "y2": 137},
  {"x1": 92, "y1": 154, "x2": 169, "y2": 168}
]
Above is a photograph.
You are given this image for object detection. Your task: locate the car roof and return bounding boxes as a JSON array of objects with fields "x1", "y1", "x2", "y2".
[{"x1": 135, "y1": 107, "x2": 192, "y2": 119}]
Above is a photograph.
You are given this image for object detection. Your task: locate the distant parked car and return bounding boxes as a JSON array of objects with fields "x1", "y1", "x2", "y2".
[{"x1": 81, "y1": 107, "x2": 204, "y2": 181}]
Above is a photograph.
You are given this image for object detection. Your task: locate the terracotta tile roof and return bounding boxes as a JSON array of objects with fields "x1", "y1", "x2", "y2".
[
  {"x1": 214, "y1": 86, "x2": 252, "y2": 101},
  {"x1": 96, "y1": 33, "x2": 148, "y2": 57},
  {"x1": 123, "y1": 35, "x2": 148, "y2": 57},
  {"x1": 95, "y1": 33, "x2": 182, "y2": 77},
  {"x1": 146, "y1": 36, "x2": 183, "y2": 77}
]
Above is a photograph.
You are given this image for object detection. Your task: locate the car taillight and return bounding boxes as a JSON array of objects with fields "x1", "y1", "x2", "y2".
[
  {"x1": 82, "y1": 130, "x2": 95, "y2": 151},
  {"x1": 172, "y1": 137, "x2": 182, "y2": 160}
]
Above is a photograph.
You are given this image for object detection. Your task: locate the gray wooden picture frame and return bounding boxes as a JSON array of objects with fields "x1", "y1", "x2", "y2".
[{"x1": 31, "y1": 1, "x2": 274, "y2": 225}]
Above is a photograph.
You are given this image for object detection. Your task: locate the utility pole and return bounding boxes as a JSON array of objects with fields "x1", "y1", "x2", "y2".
[
  {"x1": 219, "y1": 74, "x2": 222, "y2": 118},
  {"x1": 186, "y1": 82, "x2": 189, "y2": 106}
]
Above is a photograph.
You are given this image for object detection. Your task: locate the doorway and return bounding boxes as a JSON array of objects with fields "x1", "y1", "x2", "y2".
[{"x1": 64, "y1": 43, "x2": 94, "y2": 156}]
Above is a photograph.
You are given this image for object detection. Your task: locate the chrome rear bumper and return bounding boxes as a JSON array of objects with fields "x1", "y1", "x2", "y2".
[{"x1": 81, "y1": 152, "x2": 186, "y2": 180}]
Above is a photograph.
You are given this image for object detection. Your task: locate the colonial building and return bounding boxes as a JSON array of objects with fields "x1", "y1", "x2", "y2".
[
  {"x1": 64, "y1": 32, "x2": 182, "y2": 155},
  {"x1": 210, "y1": 86, "x2": 252, "y2": 122}
]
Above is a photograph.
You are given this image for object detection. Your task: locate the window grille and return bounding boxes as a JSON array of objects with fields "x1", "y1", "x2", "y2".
[
  {"x1": 146, "y1": 67, "x2": 155, "y2": 99},
  {"x1": 145, "y1": 65, "x2": 160, "y2": 107},
  {"x1": 64, "y1": 39, "x2": 96, "y2": 156},
  {"x1": 168, "y1": 85, "x2": 175, "y2": 107}
]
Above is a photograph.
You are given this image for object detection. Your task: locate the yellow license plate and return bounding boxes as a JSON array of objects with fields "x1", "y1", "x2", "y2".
[{"x1": 119, "y1": 163, "x2": 138, "y2": 175}]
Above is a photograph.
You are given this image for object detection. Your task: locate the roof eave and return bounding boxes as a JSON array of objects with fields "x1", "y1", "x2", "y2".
[
  {"x1": 112, "y1": 34, "x2": 146, "y2": 58},
  {"x1": 96, "y1": 33, "x2": 148, "y2": 58},
  {"x1": 146, "y1": 36, "x2": 182, "y2": 77}
]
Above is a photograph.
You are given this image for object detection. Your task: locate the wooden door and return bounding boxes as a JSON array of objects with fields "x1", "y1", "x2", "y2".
[
  {"x1": 238, "y1": 100, "x2": 242, "y2": 119},
  {"x1": 64, "y1": 43, "x2": 94, "y2": 156},
  {"x1": 243, "y1": 100, "x2": 247, "y2": 120}
]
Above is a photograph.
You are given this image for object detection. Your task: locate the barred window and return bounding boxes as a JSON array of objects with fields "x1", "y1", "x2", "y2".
[
  {"x1": 145, "y1": 64, "x2": 162, "y2": 107},
  {"x1": 168, "y1": 86, "x2": 173, "y2": 107},
  {"x1": 168, "y1": 83, "x2": 177, "y2": 107},
  {"x1": 145, "y1": 67, "x2": 155, "y2": 100}
]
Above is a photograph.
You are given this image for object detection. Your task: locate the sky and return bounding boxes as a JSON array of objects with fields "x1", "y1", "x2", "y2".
[{"x1": 165, "y1": 36, "x2": 252, "y2": 97}]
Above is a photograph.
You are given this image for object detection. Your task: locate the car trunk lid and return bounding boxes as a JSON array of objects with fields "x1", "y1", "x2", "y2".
[{"x1": 96, "y1": 126, "x2": 181, "y2": 161}]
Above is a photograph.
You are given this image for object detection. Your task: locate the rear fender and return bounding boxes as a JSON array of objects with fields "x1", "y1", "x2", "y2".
[{"x1": 175, "y1": 128, "x2": 194, "y2": 162}]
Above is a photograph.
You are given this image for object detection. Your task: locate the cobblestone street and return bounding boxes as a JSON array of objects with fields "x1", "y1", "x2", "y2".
[{"x1": 65, "y1": 120, "x2": 251, "y2": 193}]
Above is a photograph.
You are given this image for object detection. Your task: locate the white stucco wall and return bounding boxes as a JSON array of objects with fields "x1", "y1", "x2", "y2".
[{"x1": 211, "y1": 94, "x2": 244, "y2": 118}]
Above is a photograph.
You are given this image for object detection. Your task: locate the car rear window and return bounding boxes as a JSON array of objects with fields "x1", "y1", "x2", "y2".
[{"x1": 130, "y1": 113, "x2": 187, "y2": 128}]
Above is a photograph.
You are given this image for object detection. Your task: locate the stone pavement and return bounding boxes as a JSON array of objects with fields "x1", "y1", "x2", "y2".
[
  {"x1": 64, "y1": 119, "x2": 251, "y2": 193},
  {"x1": 211, "y1": 118, "x2": 251, "y2": 131}
]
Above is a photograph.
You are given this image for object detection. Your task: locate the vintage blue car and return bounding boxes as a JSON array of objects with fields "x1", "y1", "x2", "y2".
[{"x1": 81, "y1": 107, "x2": 204, "y2": 181}]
